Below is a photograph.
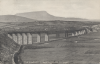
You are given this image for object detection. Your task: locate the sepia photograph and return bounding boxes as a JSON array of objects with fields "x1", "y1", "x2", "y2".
[{"x1": 0, "y1": 0, "x2": 100, "y2": 64}]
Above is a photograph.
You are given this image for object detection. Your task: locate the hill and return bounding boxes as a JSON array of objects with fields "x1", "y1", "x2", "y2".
[
  {"x1": 0, "y1": 15, "x2": 36, "y2": 22},
  {"x1": 0, "y1": 15, "x2": 37, "y2": 28},
  {"x1": 16, "y1": 11, "x2": 88, "y2": 21}
]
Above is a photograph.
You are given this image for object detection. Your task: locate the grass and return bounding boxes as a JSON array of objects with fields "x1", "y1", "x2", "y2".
[
  {"x1": 20, "y1": 30, "x2": 100, "y2": 64},
  {"x1": 1, "y1": 21, "x2": 100, "y2": 33}
]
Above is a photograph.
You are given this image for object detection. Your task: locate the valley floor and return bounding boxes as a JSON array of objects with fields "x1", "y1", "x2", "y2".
[{"x1": 21, "y1": 30, "x2": 100, "y2": 64}]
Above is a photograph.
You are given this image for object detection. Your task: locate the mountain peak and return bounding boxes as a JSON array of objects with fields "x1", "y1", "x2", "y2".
[
  {"x1": 16, "y1": 11, "x2": 55, "y2": 20},
  {"x1": 16, "y1": 11, "x2": 88, "y2": 21},
  {"x1": 16, "y1": 11, "x2": 49, "y2": 15},
  {"x1": 30, "y1": 11, "x2": 50, "y2": 16},
  {"x1": 33, "y1": 11, "x2": 48, "y2": 13}
]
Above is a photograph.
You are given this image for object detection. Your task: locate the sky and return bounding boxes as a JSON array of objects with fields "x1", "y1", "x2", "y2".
[{"x1": 0, "y1": 0, "x2": 100, "y2": 20}]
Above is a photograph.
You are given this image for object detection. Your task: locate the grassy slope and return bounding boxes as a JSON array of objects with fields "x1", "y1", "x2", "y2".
[
  {"x1": 0, "y1": 15, "x2": 36, "y2": 29},
  {"x1": 0, "y1": 31, "x2": 20, "y2": 63}
]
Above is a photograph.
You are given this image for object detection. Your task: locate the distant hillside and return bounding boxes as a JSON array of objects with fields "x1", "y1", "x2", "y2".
[
  {"x1": 0, "y1": 15, "x2": 36, "y2": 22},
  {"x1": 16, "y1": 11, "x2": 88, "y2": 21},
  {"x1": 2, "y1": 21, "x2": 100, "y2": 33}
]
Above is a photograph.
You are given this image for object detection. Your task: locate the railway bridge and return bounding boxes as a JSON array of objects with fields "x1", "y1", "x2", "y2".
[{"x1": 7, "y1": 28, "x2": 88, "y2": 45}]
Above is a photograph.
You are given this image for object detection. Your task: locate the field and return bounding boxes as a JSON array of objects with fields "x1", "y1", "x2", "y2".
[
  {"x1": 1, "y1": 21, "x2": 100, "y2": 33},
  {"x1": 0, "y1": 21, "x2": 100, "y2": 64},
  {"x1": 20, "y1": 29, "x2": 100, "y2": 64}
]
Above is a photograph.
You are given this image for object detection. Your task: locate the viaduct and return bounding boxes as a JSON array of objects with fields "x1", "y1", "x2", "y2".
[
  {"x1": 0, "y1": 27, "x2": 91, "y2": 64},
  {"x1": 7, "y1": 28, "x2": 89, "y2": 45}
]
